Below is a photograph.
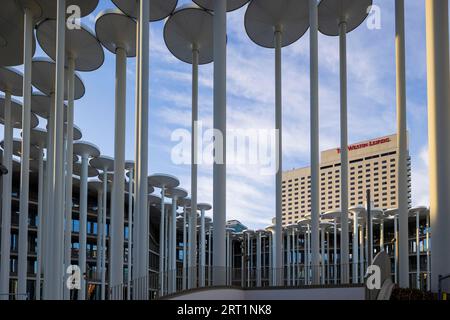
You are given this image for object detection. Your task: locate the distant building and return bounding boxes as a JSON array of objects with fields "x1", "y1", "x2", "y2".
[
  {"x1": 226, "y1": 220, "x2": 248, "y2": 233},
  {"x1": 282, "y1": 134, "x2": 412, "y2": 226}
]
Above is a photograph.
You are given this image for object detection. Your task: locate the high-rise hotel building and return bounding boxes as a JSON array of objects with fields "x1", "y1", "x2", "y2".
[{"x1": 282, "y1": 134, "x2": 411, "y2": 226}]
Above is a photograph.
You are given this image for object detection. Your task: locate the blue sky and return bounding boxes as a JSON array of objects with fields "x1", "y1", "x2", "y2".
[{"x1": 2, "y1": 0, "x2": 431, "y2": 230}]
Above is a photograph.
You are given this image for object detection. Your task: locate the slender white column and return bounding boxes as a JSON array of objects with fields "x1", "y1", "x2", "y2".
[
  {"x1": 380, "y1": 218, "x2": 384, "y2": 251},
  {"x1": 307, "y1": 225, "x2": 311, "y2": 284},
  {"x1": 394, "y1": 215, "x2": 399, "y2": 283},
  {"x1": 137, "y1": 0, "x2": 150, "y2": 299},
  {"x1": 170, "y1": 197, "x2": 177, "y2": 293},
  {"x1": 208, "y1": 227, "x2": 212, "y2": 285},
  {"x1": 256, "y1": 233, "x2": 262, "y2": 287},
  {"x1": 395, "y1": 0, "x2": 410, "y2": 289},
  {"x1": 212, "y1": 0, "x2": 227, "y2": 287},
  {"x1": 127, "y1": 169, "x2": 133, "y2": 300},
  {"x1": 110, "y1": 46, "x2": 127, "y2": 299},
  {"x1": 274, "y1": 29, "x2": 283, "y2": 287},
  {"x1": 18, "y1": 6, "x2": 34, "y2": 300},
  {"x1": 416, "y1": 212, "x2": 420, "y2": 289},
  {"x1": 191, "y1": 48, "x2": 199, "y2": 289},
  {"x1": 200, "y1": 209, "x2": 205, "y2": 287},
  {"x1": 96, "y1": 190, "x2": 103, "y2": 286},
  {"x1": 0, "y1": 91, "x2": 13, "y2": 299},
  {"x1": 359, "y1": 225, "x2": 364, "y2": 283},
  {"x1": 320, "y1": 228, "x2": 325, "y2": 285},
  {"x1": 188, "y1": 206, "x2": 197, "y2": 289},
  {"x1": 425, "y1": 0, "x2": 450, "y2": 293},
  {"x1": 339, "y1": 21, "x2": 350, "y2": 285},
  {"x1": 352, "y1": 212, "x2": 358, "y2": 284},
  {"x1": 286, "y1": 232, "x2": 290, "y2": 286},
  {"x1": 79, "y1": 155, "x2": 89, "y2": 300},
  {"x1": 333, "y1": 222, "x2": 337, "y2": 284},
  {"x1": 101, "y1": 171, "x2": 107, "y2": 300},
  {"x1": 36, "y1": 146, "x2": 44, "y2": 300},
  {"x1": 291, "y1": 229, "x2": 295, "y2": 285},
  {"x1": 426, "y1": 213, "x2": 430, "y2": 291},
  {"x1": 268, "y1": 233, "x2": 272, "y2": 286},
  {"x1": 182, "y1": 205, "x2": 187, "y2": 290},
  {"x1": 64, "y1": 57, "x2": 75, "y2": 301},
  {"x1": 159, "y1": 187, "x2": 165, "y2": 296},
  {"x1": 164, "y1": 206, "x2": 169, "y2": 293}
]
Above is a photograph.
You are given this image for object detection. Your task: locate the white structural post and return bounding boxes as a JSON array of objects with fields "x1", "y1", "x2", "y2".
[
  {"x1": 110, "y1": 45, "x2": 127, "y2": 300},
  {"x1": 333, "y1": 222, "x2": 337, "y2": 284},
  {"x1": 64, "y1": 57, "x2": 75, "y2": 301},
  {"x1": 394, "y1": 215, "x2": 399, "y2": 284},
  {"x1": 352, "y1": 212, "x2": 359, "y2": 283},
  {"x1": 395, "y1": 0, "x2": 409, "y2": 289},
  {"x1": 137, "y1": 0, "x2": 150, "y2": 299},
  {"x1": 79, "y1": 155, "x2": 89, "y2": 300},
  {"x1": 256, "y1": 232, "x2": 262, "y2": 287},
  {"x1": 96, "y1": 188, "x2": 103, "y2": 289},
  {"x1": 101, "y1": 171, "x2": 108, "y2": 300},
  {"x1": 416, "y1": 212, "x2": 420, "y2": 289},
  {"x1": 307, "y1": 225, "x2": 311, "y2": 284},
  {"x1": 320, "y1": 227, "x2": 325, "y2": 285},
  {"x1": 170, "y1": 196, "x2": 178, "y2": 293},
  {"x1": 286, "y1": 231, "x2": 290, "y2": 286},
  {"x1": 426, "y1": 213, "x2": 430, "y2": 291},
  {"x1": 208, "y1": 226, "x2": 212, "y2": 285},
  {"x1": 127, "y1": 169, "x2": 133, "y2": 300},
  {"x1": 213, "y1": 0, "x2": 227, "y2": 287},
  {"x1": 359, "y1": 225, "x2": 364, "y2": 283},
  {"x1": 182, "y1": 205, "x2": 187, "y2": 290},
  {"x1": 425, "y1": 0, "x2": 450, "y2": 293},
  {"x1": 17, "y1": 6, "x2": 35, "y2": 300},
  {"x1": 200, "y1": 208, "x2": 206, "y2": 287},
  {"x1": 188, "y1": 205, "x2": 197, "y2": 289},
  {"x1": 36, "y1": 147, "x2": 44, "y2": 299},
  {"x1": 380, "y1": 217, "x2": 385, "y2": 251},
  {"x1": 0, "y1": 92, "x2": 13, "y2": 299},
  {"x1": 339, "y1": 20, "x2": 350, "y2": 285},
  {"x1": 310, "y1": 0, "x2": 321, "y2": 287},
  {"x1": 291, "y1": 229, "x2": 295, "y2": 285},
  {"x1": 159, "y1": 188, "x2": 165, "y2": 296}
]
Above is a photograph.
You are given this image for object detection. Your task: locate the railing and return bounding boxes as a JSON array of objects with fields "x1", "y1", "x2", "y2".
[{"x1": 0, "y1": 293, "x2": 29, "y2": 300}]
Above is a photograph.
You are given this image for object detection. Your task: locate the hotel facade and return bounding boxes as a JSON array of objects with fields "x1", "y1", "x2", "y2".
[{"x1": 282, "y1": 134, "x2": 412, "y2": 226}]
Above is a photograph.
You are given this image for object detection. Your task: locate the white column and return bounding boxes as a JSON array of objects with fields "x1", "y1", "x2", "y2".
[
  {"x1": 286, "y1": 232, "x2": 291, "y2": 286},
  {"x1": 416, "y1": 212, "x2": 420, "y2": 289},
  {"x1": 425, "y1": 0, "x2": 450, "y2": 293},
  {"x1": 64, "y1": 57, "x2": 75, "y2": 301},
  {"x1": 256, "y1": 233, "x2": 262, "y2": 287},
  {"x1": 200, "y1": 209, "x2": 206, "y2": 287},
  {"x1": 159, "y1": 187, "x2": 165, "y2": 296},
  {"x1": 170, "y1": 196, "x2": 177, "y2": 293},
  {"x1": 394, "y1": 215, "x2": 399, "y2": 284},
  {"x1": 36, "y1": 146, "x2": 44, "y2": 299},
  {"x1": 208, "y1": 227, "x2": 212, "y2": 285},
  {"x1": 17, "y1": 6, "x2": 34, "y2": 300},
  {"x1": 127, "y1": 169, "x2": 133, "y2": 300},
  {"x1": 182, "y1": 205, "x2": 187, "y2": 290},
  {"x1": 339, "y1": 21, "x2": 350, "y2": 284},
  {"x1": 212, "y1": 0, "x2": 227, "y2": 287},
  {"x1": 320, "y1": 228, "x2": 325, "y2": 285},
  {"x1": 110, "y1": 46, "x2": 127, "y2": 299},
  {"x1": 79, "y1": 155, "x2": 89, "y2": 300},
  {"x1": 0, "y1": 91, "x2": 13, "y2": 299},
  {"x1": 96, "y1": 190, "x2": 103, "y2": 286},
  {"x1": 188, "y1": 206, "x2": 197, "y2": 289},
  {"x1": 274, "y1": 29, "x2": 283, "y2": 287},
  {"x1": 100, "y1": 171, "x2": 107, "y2": 300},
  {"x1": 395, "y1": 0, "x2": 410, "y2": 289},
  {"x1": 352, "y1": 212, "x2": 359, "y2": 283},
  {"x1": 333, "y1": 222, "x2": 337, "y2": 284},
  {"x1": 426, "y1": 213, "x2": 431, "y2": 291},
  {"x1": 291, "y1": 229, "x2": 295, "y2": 285},
  {"x1": 359, "y1": 225, "x2": 364, "y2": 283},
  {"x1": 380, "y1": 218, "x2": 384, "y2": 251},
  {"x1": 137, "y1": 0, "x2": 150, "y2": 298}
]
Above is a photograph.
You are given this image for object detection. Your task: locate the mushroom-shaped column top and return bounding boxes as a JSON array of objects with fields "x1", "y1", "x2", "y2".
[
  {"x1": 164, "y1": 4, "x2": 214, "y2": 65},
  {"x1": 179, "y1": 197, "x2": 191, "y2": 208},
  {"x1": 96, "y1": 9, "x2": 137, "y2": 57},
  {"x1": 32, "y1": 58, "x2": 85, "y2": 99},
  {"x1": 73, "y1": 141, "x2": 100, "y2": 158},
  {"x1": 297, "y1": 218, "x2": 312, "y2": 226},
  {"x1": 30, "y1": 128, "x2": 47, "y2": 148},
  {"x1": 147, "y1": 185, "x2": 155, "y2": 194},
  {"x1": 148, "y1": 194, "x2": 161, "y2": 205},
  {"x1": 193, "y1": 0, "x2": 249, "y2": 12},
  {"x1": 68, "y1": 124, "x2": 83, "y2": 141},
  {"x1": 111, "y1": 0, "x2": 178, "y2": 21},
  {"x1": 318, "y1": 0, "x2": 372, "y2": 36},
  {"x1": 0, "y1": 1, "x2": 36, "y2": 67},
  {"x1": 37, "y1": 20, "x2": 104, "y2": 72},
  {"x1": 1, "y1": 138, "x2": 40, "y2": 160},
  {"x1": 73, "y1": 161, "x2": 99, "y2": 178},
  {"x1": 98, "y1": 172, "x2": 114, "y2": 184},
  {"x1": 90, "y1": 155, "x2": 115, "y2": 172},
  {"x1": 125, "y1": 160, "x2": 135, "y2": 171},
  {"x1": 197, "y1": 203, "x2": 212, "y2": 211},
  {"x1": 89, "y1": 180, "x2": 104, "y2": 194},
  {"x1": 245, "y1": 0, "x2": 309, "y2": 49},
  {"x1": 31, "y1": 0, "x2": 100, "y2": 20},
  {"x1": 0, "y1": 96, "x2": 39, "y2": 128},
  {"x1": 408, "y1": 206, "x2": 429, "y2": 218},
  {"x1": 148, "y1": 173, "x2": 180, "y2": 189},
  {"x1": 0, "y1": 67, "x2": 24, "y2": 96},
  {"x1": 321, "y1": 210, "x2": 343, "y2": 221},
  {"x1": 166, "y1": 187, "x2": 188, "y2": 200}
]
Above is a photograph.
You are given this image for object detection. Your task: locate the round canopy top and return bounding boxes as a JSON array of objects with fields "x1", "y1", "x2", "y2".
[
  {"x1": 31, "y1": 93, "x2": 67, "y2": 120},
  {"x1": 0, "y1": 138, "x2": 40, "y2": 159},
  {"x1": 245, "y1": 0, "x2": 309, "y2": 49},
  {"x1": 31, "y1": 0, "x2": 100, "y2": 20},
  {"x1": 297, "y1": 218, "x2": 311, "y2": 226},
  {"x1": 166, "y1": 187, "x2": 188, "y2": 199},
  {"x1": 71, "y1": 124, "x2": 82, "y2": 141},
  {"x1": 37, "y1": 20, "x2": 104, "y2": 72},
  {"x1": 164, "y1": 4, "x2": 214, "y2": 65},
  {"x1": 95, "y1": 9, "x2": 137, "y2": 57},
  {"x1": 0, "y1": 67, "x2": 23, "y2": 96},
  {"x1": 321, "y1": 210, "x2": 342, "y2": 220},
  {"x1": 409, "y1": 206, "x2": 429, "y2": 218},
  {"x1": 0, "y1": 1, "x2": 36, "y2": 67},
  {"x1": 147, "y1": 185, "x2": 155, "y2": 194},
  {"x1": 0, "y1": 96, "x2": 39, "y2": 128},
  {"x1": 193, "y1": 0, "x2": 250, "y2": 12},
  {"x1": 197, "y1": 203, "x2": 212, "y2": 211},
  {"x1": 125, "y1": 160, "x2": 134, "y2": 170},
  {"x1": 32, "y1": 58, "x2": 85, "y2": 99},
  {"x1": 89, "y1": 155, "x2": 114, "y2": 171},
  {"x1": 148, "y1": 173, "x2": 180, "y2": 189},
  {"x1": 111, "y1": 0, "x2": 177, "y2": 21},
  {"x1": 98, "y1": 172, "x2": 114, "y2": 183},
  {"x1": 73, "y1": 141, "x2": 100, "y2": 158},
  {"x1": 30, "y1": 128, "x2": 47, "y2": 147},
  {"x1": 72, "y1": 161, "x2": 99, "y2": 177},
  {"x1": 318, "y1": 0, "x2": 372, "y2": 36},
  {"x1": 179, "y1": 197, "x2": 191, "y2": 207},
  {"x1": 148, "y1": 194, "x2": 161, "y2": 204}
]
